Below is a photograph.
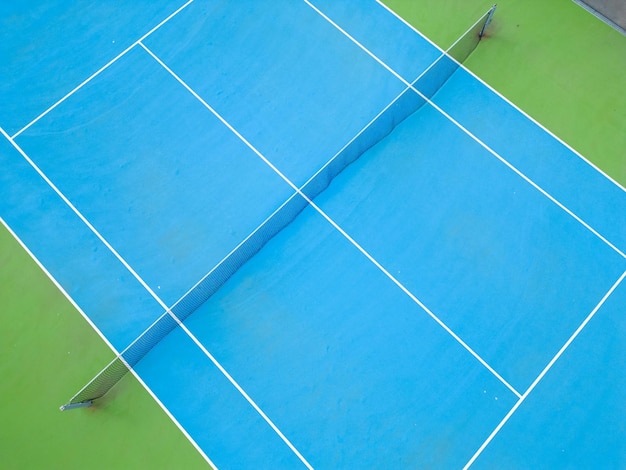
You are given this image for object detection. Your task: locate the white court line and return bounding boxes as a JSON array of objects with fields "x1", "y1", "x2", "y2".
[
  {"x1": 138, "y1": 43, "x2": 452, "y2": 402},
  {"x1": 151, "y1": 307, "x2": 314, "y2": 469},
  {"x1": 91, "y1": 191, "x2": 305, "y2": 400},
  {"x1": 298, "y1": 79, "x2": 418, "y2": 193},
  {"x1": 464, "y1": 269, "x2": 626, "y2": 468},
  {"x1": 125, "y1": 58, "x2": 444, "y2": 408},
  {"x1": 444, "y1": 3, "x2": 494, "y2": 53},
  {"x1": 299, "y1": 7, "x2": 489, "y2": 193},
  {"x1": 140, "y1": 41, "x2": 522, "y2": 399},
  {"x1": 298, "y1": 29, "x2": 463, "y2": 192},
  {"x1": 0, "y1": 217, "x2": 117, "y2": 369},
  {"x1": 174, "y1": 79, "x2": 428, "y2": 320},
  {"x1": 11, "y1": 0, "x2": 195, "y2": 139},
  {"x1": 169, "y1": 40, "x2": 452, "y2": 333},
  {"x1": 0, "y1": 216, "x2": 215, "y2": 468},
  {"x1": 305, "y1": 0, "x2": 626, "y2": 260},
  {"x1": 376, "y1": 0, "x2": 626, "y2": 194},
  {"x1": 1, "y1": 127, "x2": 309, "y2": 469},
  {"x1": 1, "y1": 128, "x2": 168, "y2": 308},
  {"x1": 137, "y1": 64, "x2": 436, "y2": 378}
]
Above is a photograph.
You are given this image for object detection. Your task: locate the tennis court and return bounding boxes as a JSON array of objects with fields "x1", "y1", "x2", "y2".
[{"x1": 2, "y1": 0, "x2": 625, "y2": 468}]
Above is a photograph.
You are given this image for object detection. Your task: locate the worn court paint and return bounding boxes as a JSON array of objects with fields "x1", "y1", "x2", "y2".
[
  {"x1": 1, "y1": 0, "x2": 443, "y2": 466},
  {"x1": 0, "y1": 221, "x2": 209, "y2": 470}
]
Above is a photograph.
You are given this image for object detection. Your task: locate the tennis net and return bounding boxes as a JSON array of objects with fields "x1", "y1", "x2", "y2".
[
  {"x1": 301, "y1": 4, "x2": 496, "y2": 201},
  {"x1": 61, "y1": 4, "x2": 496, "y2": 410}
]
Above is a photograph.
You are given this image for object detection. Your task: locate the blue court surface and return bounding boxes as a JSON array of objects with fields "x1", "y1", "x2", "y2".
[{"x1": 2, "y1": 0, "x2": 626, "y2": 468}]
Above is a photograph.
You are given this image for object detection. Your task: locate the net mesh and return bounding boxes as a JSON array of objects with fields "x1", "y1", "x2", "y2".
[{"x1": 61, "y1": 5, "x2": 496, "y2": 410}]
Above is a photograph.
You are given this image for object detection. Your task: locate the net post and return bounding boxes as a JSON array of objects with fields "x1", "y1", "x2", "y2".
[
  {"x1": 60, "y1": 400, "x2": 93, "y2": 411},
  {"x1": 480, "y1": 4, "x2": 497, "y2": 38}
]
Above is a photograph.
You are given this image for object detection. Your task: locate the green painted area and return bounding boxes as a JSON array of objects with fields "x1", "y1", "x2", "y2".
[
  {"x1": 1, "y1": 2, "x2": 624, "y2": 469},
  {"x1": 0, "y1": 225, "x2": 208, "y2": 469},
  {"x1": 385, "y1": 0, "x2": 626, "y2": 187}
]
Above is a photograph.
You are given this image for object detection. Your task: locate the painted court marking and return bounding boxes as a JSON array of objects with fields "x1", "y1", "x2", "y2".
[
  {"x1": 1, "y1": 128, "x2": 167, "y2": 309},
  {"x1": 296, "y1": 16, "x2": 470, "y2": 196},
  {"x1": 0, "y1": 127, "x2": 312, "y2": 469},
  {"x1": 7, "y1": 2, "x2": 313, "y2": 462},
  {"x1": 113, "y1": 18, "x2": 466, "y2": 408},
  {"x1": 464, "y1": 269, "x2": 626, "y2": 468},
  {"x1": 139, "y1": 41, "x2": 522, "y2": 399},
  {"x1": 0, "y1": 217, "x2": 215, "y2": 468},
  {"x1": 92, "y1": 42, "x2": 462, "y2": 425},
  {"x1": 11, "y1": 0, "x2": 195, "y2": 140},
  {"x1": 305, "y1": 0, "x2": 626, "y2": 260},
  {"x1": 376, "y1": 0, "x2": 626, "y2": 195},
  {"x1": 3, "y1": 0, "x2": 624, "y2": 466}
]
